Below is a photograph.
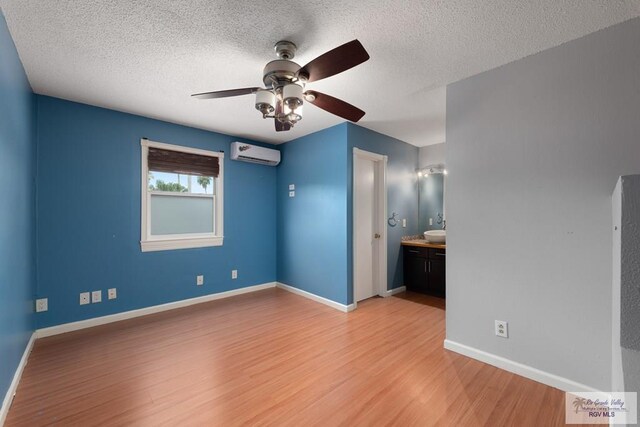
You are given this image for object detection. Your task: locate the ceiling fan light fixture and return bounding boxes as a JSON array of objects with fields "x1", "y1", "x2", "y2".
[
  {"x1": 283, "y1": 84, "x2": 304, "y2": 109},
  {"x1": 255, "y1": 89, "x2": 276, "y2": 116},
  {"x1": 283, "y1": 103, "x2": 302, "y2": 124},
  {"x1": 281, "y1": 83, "x2": 304, "y2": 126}
]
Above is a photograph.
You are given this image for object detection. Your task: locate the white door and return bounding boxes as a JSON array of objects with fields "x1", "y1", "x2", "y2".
[{"x1": 355, "y1": 155, "x2": 379, "y2": 302}]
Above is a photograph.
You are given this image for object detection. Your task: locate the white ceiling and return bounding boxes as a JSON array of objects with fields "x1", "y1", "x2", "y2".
[{"x1": 1, "y1": 1, "x2": 638, "y2": 146}]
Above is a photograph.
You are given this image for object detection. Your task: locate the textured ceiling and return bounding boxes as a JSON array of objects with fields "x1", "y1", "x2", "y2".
[{"x1": 1, "y1": 1, "x2": 639, "y2": 146}]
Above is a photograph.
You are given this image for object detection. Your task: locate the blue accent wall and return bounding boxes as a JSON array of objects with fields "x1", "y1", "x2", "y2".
[
  {"x1": 15, "y1": 75, "x2": 415, "y2": 329},
  {"x1": 347, "y1": 124, "x2": 419, "y2": 303},
  {"x1": 276, "y1": 123, "x2": 418, "y2": 306},
  {"x1": 276, "y1": 124, "x2": 349, "y2": 305},
  {"x1": 0, "y1": 10, "x2": 36, "y2": 404},
  {"x1": 35, "y1": 96, "x2": 277, "y2": 328}
]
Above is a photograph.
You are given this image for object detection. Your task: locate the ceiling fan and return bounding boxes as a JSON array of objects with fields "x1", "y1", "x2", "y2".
[{"x1": 192, "y1": 39, "x2": 370, "y2": 132}]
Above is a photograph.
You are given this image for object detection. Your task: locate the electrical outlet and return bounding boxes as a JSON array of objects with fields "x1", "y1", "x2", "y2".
[
  {"x1": 495, "y1": 320, "x2": 508, "y2": 338},
  {"x1": 289, "y1": 191, "x2": 295, "y2": 198},
  {"x1": 231, "y1": 270, "x2": 238, "y2": 279},
  {"x1": 288, "y1": 184, "x2": 295, "y2": 190},
  {"x1": 36, "y1": 298, "x2": 48, "y2": 313},
  {"x1": 429, "y1": 218, "x2": 433, "y2": 226},
  {"x1": 108, "y1": 288, "x2": 117, "y2": 300},
  {"x1": 402, "y1": 218, "x2": 407, "y2": 228},
  {"x1": 92, "y1": 290, "x2": 102, "y2": 303},
  {"x1": 196, "y1": 275, "x2": 204, "y2": 286},
  {"x1": 79, "y1": 292, "x2": 90, "y2": 305}
]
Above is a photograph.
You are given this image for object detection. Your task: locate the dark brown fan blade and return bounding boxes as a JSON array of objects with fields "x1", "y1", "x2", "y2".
[
  {"x1": 305, "y1": 91, "x2": 365, "y2": 122},
  {"x1": 191, "y1": 87, "x2": 261, "y2": 99},
  {"x1": 297, "y1": 40, "x2": 370, "y2": 83},
  {"x1": 275, "y1": 100, "x2": 291, "y2": 132}
]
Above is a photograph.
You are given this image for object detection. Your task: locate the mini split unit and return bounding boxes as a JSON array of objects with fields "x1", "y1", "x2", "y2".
[{"x1": 230, "y1": 142, "x2": 281, "y2": 166}]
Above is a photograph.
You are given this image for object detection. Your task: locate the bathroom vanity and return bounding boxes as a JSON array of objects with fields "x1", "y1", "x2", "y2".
[
  {"x1": 404, "y1": 163, "x2": 446, "y2": 298},
  {"x1": 402, "y1": 240, "x2": 446, "y2": 297}
]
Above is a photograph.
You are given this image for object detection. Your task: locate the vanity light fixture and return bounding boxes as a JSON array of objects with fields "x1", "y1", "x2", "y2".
[{"x1": 417, "y1": 164, "x2": 446, "y2": 177}]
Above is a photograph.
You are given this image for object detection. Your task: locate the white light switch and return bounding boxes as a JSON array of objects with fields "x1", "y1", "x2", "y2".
[
  {"x1": 289, "y1": 191, "x2": 295, "y2": 198},
  {"x1": 196, "y1": 275, "x2": 204, "y2": 286},
  {"x1": 289, "y1": 184, "x2": 295, "y2": 190},
  {"x1": 402, "y1": 219, "x2": 407, "y2": 228},
  {"x1": 108, "y1": 288, "x2": 117, "y2": 300},
  {"x1": 36, "y1": 298, "x2": 48, "y2": 312},
  {"x1": 429, "y1": 218, "x2": 433, "y2": 226}
]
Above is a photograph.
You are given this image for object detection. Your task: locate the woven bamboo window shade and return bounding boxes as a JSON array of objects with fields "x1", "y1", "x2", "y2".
[{"x1": 148, "y1": 147, "x2": 219, "y2": 177}]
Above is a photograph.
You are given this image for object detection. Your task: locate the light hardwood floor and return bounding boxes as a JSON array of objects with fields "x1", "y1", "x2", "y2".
[{"x1": 7, "y1": 289, "x2": 573, "y2": 426}]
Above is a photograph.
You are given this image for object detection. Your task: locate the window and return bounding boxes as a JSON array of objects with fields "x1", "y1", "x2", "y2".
[{"x1": 140, "y1": 139, "x2": 224, "y2": 252}]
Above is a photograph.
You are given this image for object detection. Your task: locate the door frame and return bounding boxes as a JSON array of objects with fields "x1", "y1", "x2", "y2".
[{"x1": 352, "y1": 147, "x2": 388, "y2": 309}]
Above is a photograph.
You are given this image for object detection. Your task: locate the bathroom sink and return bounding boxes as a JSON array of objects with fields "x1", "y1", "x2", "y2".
[{"x1": 424, "y1": 230, "x2": 446, "y2": 243}]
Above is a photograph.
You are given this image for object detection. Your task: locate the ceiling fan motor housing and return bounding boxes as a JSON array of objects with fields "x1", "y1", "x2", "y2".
[{"x1": 262, "y1": 60, "x2": 302, "y2": 88}]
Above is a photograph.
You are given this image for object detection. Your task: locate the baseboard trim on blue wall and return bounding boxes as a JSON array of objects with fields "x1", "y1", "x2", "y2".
[
  {"x1": 443, "y1": 339, "x2": 600, "y2": 393},
  {"x1": 383, "y1": 286, "x2": 406, "y2": 297},
  {"x1": 276, "y1": 282, "x2": 355, "y2": 312},
  {"x1": 1, "y1": 332, "x2": 36, "y2": 426},
  {"x1": 36, "y1": 282, "x2": 277, "y2": 338}
]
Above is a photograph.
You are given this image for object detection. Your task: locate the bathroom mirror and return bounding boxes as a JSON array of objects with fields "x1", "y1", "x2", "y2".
[{"x1": 418, "y1": 165, "x2": 446, "y2": 233}]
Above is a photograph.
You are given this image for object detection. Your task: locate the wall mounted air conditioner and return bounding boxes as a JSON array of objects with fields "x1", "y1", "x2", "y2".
[{"x1": 230, "y1": 142, "x2": 281, "y2": 166}]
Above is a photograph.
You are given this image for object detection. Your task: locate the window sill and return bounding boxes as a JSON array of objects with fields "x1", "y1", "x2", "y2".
[{"x1": 140, "y1": 236, "x2": 223, "y2": 252}]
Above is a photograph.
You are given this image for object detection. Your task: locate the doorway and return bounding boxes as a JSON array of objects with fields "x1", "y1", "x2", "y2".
[{"x1": 353, "y1": 148, "x2": 387, "y2": 305}]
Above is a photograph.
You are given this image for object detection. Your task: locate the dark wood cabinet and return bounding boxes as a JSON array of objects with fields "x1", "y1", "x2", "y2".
[
  {"x1": 403, "y1": 245, "x2": 446, "y2": 297},
  {"x1": 427, "y1": 258, "x2": 446, "y2": 297},
  {"x1": 405, "y1": 255, "x2": 428, "y2": 292}
]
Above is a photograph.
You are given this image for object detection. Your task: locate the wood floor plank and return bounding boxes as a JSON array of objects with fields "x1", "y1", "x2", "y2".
[{"x1": 6, "y1": 289, "x2": 575, "y2": 426}]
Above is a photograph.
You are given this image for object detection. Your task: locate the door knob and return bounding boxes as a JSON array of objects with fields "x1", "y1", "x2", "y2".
[{"x1": 374, "y1": 233, "x2": 381, "y2": 239}]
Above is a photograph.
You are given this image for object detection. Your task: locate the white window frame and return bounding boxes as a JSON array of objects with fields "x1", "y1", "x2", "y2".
[{"x1": 140, "y1": 139, "x2": 224, "y2": 252}]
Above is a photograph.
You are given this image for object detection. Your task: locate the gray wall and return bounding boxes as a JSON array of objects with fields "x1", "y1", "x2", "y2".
[
  {"x1": 613, "y1": 176, "x2": 640, "y2": 394},
  {"x1": 612, "y1": 178, "x2": 623, "y2": 392},
  {"x1": 620, "y1": 176, "x2": 640, "y2": 353},
  {"x1": 446, "y1": 17, "x2": 640, "y2": 391},
  {"x1": 419, "y1": 142, "x2": 445, "y2": 168}
]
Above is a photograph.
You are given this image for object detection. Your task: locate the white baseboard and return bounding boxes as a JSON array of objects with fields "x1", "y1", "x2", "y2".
[
  {"x1": 1, "y1": 332, "x2": 36, "y2": 426},
  {"x1": 276, "y1": 282, "x2": 355, "y2": 312},
  {"x1": 383, "y1": 286, "x2": 406, "y2": 297},
  {"x1": 443, "y1": 339, "x2": 600, "y2": 393},
  {"x1": 37, "y1": 282, "x2": 277, "y2": 338}
]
